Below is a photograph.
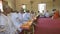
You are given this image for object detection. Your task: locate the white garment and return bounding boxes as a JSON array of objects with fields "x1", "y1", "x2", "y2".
[
  {"x1": 45, "y1": 12, "x2": 50, "y2": 17},
  {"x1": 10, "y1": 13, "x2": 19, "y2": 27},
  {"x1": 7, "y1": 14, "x2": 17, "y2": 34},
  {"x1": 40, "y1": 13, "x2": 45, "y2": 17},
  {"x1": 10, "y1": 13, "x2": 22, "y2": 32},
  {"x1": 18, "y1": 13, "x2": 24, "y2": 23},
  {"x1": 31, "y1": 13, "x2": 35, "y2": 19},
  {"x1": 18, "y1": 13, "x2": 24, "y2": 32},
  {"x1": 23, "y1": 13, "x2": 32, "y2": 23},
  {"x1": 0, "y1": 13, "x2": 15, "y2": 34}
]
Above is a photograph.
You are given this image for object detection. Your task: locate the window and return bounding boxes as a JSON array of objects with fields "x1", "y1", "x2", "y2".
[
  {"x1": 38, "y1": 3, "x2": 46, "y2": 13},
  {"x1": 0, "y1": 1, "x2": 3, "y2": 12}
]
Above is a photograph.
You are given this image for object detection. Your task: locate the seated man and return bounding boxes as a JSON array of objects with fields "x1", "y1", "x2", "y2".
[
  {"x1": 44, "y1": 10, "x2": 50, "y2": 17},
  {"x1": 40, "y1": 10, "x2": 45, "y2": 17}
]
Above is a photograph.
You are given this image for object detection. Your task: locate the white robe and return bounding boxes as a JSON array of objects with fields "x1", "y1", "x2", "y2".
[
  {"x1": 17, "y1": 13, "x2": 24, "y2": 31},
  {"x1": 18, "y1": 13, "x2": 24, "y2": 24},
  {"x1": 45, "y1": 12, "x2": 50, "y2": 17},
  {"x1": 7, "y1": 14, "x2": 17, "y2": 34},
  {"x1": 10, "y1": 13, "x2": 19, "y2": 27},
  {"x1": 0, "y1": 13, "x2": 16, "y2": 34},
  {"x1": 23, "y1": 13, "x2": 32, "y2": 23},
  {"x1": 10, "y1": 13, "x2": 22, "y2": 32}
]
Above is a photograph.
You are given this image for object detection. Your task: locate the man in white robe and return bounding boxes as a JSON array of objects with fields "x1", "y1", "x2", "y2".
[
  {"x1": 0, "y1": 10, "x2": 16, "y2": 34},
  {"x1": 1, "y1": 4, "x2": 18, "y2": 34},
  {"x1": 23, "y1": 10, "x2": 32, "y2": 23},
  {"x1": 10, "y1": 11, "x2": 19, "y2": 27},
  {"x1": 10, "y1": 11, "x2": 23, "y2": 34},
  {"x1": 7, "y1": 13, "x2": 17, "y2": 34},
  {"x1": 10, "y1": 12, "x2": 20, "y2": 30},
  {"x1": 44, "y1": 10, "x2": 50, "y2": 17},
  {"x1": 17, "y1": 11, "x2": 24, "y2": 32},
  {"x1": 0, "y1": 13, "x2": 10, "y2": 34}
]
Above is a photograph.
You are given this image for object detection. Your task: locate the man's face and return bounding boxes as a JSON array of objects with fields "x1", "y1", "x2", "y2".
[{"x1": 4, "y1": 8, "x2": 11, "y2": 14}]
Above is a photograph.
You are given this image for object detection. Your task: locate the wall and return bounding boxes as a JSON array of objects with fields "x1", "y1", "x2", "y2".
[
  {"x1": 16, "y1": 0, "x2": 60, "y2": 13},
  {"x1": 16, "y1": 0, "x2": 31, "y2": 11},
  {"x1": 3, "y1": 0, "x2": 16, "y2": 10}
]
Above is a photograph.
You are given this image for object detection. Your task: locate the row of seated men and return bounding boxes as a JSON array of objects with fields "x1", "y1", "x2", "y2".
[
  {"x1": 38, "y1": 9, "x2": 60, "y2": 19},
  {"x1": 0, "y1": 7, "x2": 35, "y2": 34}
]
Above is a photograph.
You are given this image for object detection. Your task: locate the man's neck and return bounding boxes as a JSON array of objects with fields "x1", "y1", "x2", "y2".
[{"x1": 3, "y1": 12, "x2": 7, "y2": 16}]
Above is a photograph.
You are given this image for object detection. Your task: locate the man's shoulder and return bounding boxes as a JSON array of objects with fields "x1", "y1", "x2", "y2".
[{"x1": 1, "y1": 14, "x2": 8, "y2": 20}]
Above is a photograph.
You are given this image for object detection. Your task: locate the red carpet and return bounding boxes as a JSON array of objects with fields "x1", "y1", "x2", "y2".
[
  {"x1": 35, "y1": 18, "x2": 60, "y2": 34},
  {"x1": 20, "y1": 18, "x2": 60, "y2": 34}
]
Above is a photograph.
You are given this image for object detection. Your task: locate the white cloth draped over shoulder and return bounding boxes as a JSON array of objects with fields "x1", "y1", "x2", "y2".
[
  {"x1": 0, "y1": 14, "x2": 16, "y2": 34},
  {"x1": 10, "y1": 13, "x2": 19, "y2": 27},
  {"x1": 18, "y1": 13, "x2": 24, "y2": 24},
  {"x1": 44, "y1": 12, "x2": 50, "y2": 17},
  {"x1": 7, "y1": 14, "x2": 17, "y2": 34},
  {"x1": 17, "y1": 13, "x2": 24, "y2": 32},
  {"x1": 23, "y1": 13, "x2": 32, "y2": 23},
  {"x1": 10, "y1": 13, "x2": 23, "y2": 32}
]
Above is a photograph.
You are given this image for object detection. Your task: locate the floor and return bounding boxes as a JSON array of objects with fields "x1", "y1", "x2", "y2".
[{"x1": 20, "y1": 18, "x2": 60, "y2": 34}]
